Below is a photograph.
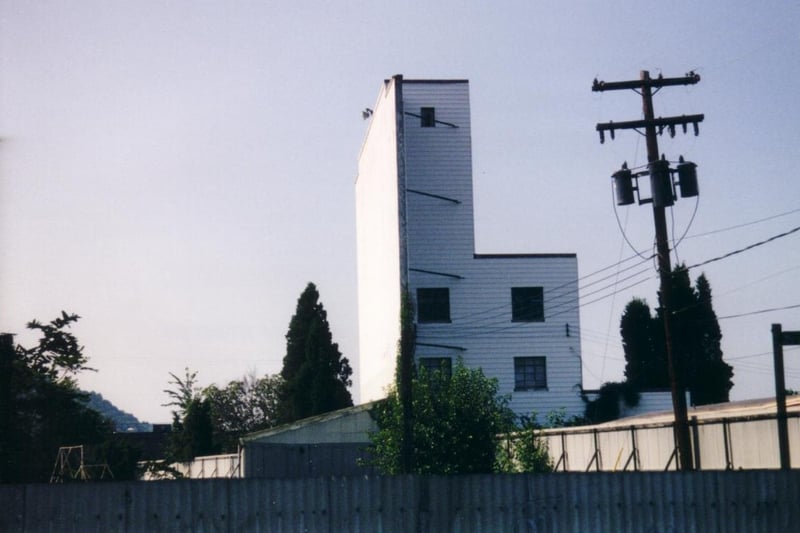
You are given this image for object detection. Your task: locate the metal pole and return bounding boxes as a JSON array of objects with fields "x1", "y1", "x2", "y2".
[
  {"x1": 640, "y1": 70, "x2": 694, "y2": 471},
  {"x1": 772, "y1": 323, "x2": 791, "y2": 470}
]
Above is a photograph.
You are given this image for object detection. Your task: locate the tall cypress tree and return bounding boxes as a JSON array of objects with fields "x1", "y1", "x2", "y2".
[
  {"x1": 621, "y1": 298, "x2": 665, "y2": 388},
  {"x1": 620, "y1": 267, "x2": 733, "y2": 405},
  {"x1": 278, "y1": 283, "x2": 353, "y2": 423},
  {"x1": 686, "y1": 273, "x2": 733, "y2": 404}
]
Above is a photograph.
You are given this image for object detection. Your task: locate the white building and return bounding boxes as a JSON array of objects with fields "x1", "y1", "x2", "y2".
[{"x1": 356, "y1": 75, "x2": 584, "y2": 418}]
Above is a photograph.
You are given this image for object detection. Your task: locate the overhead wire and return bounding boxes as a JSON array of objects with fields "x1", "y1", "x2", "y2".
[
  {"x1": 670, "y1": 195, "x2": 700, "y2": 262},
  {"x1": 684, "y1": 225, "x2": 800, "y2": 271},
  {"x1": 685, "y1": 207, "x2": 800, "y2": 240},
  {"x1": 601, "y1": 215, "x2": 629, "y2": 381},
  {"x1": 440, "y1": 252, "x2": 654, "y2": 327},
  {"x1": 718, "y1": 303, "x2": 800, "y2": 321},
  {"x1": 725, "y1": 346, "x2": 800, "y2": 362},
  {"x1": 418, "y1": 274, "x2": 654, "y2": 341},
  {"x1": 611, "y1": 185, "x2": 652, "y2": 261},
  {"x1": 419, "y1": 211, "x2": 799, "y2": 343}
]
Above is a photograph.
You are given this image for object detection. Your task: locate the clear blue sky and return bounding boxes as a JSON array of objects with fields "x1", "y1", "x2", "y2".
[{"x1": 2, "y1": 1, "x2": 799, "y2": 423}]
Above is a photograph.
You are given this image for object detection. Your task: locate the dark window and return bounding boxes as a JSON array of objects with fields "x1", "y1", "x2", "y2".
[
  {"x1": 417, "y1": 288, "x2": 450, "y2": 323},
  {"x1": 420, "y1": 107, "x2": 436, "y2": 127},
  {"x1": 512, "y1": 287, "x2": 544, "y2": 322},
  {"x1": 514, "y1": 357, "x2": 547, "y2": 391},
  {"x1": 418, "y1": 357, "x2": 452, "y2": 378}
]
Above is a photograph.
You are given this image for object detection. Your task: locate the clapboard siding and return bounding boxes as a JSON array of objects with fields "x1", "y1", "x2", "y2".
[{"x1": 357, "y1": 77, "x2": 584, "y2": 418}]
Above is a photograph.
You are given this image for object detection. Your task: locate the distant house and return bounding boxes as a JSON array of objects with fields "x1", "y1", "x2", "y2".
[{"x1": 356, "y1": 75, "x2": 584, "y2": 418}]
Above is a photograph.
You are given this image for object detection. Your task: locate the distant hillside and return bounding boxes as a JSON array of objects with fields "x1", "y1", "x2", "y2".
[{"x1": 86, "y1": 391, "x2": 152, "y2": 432}]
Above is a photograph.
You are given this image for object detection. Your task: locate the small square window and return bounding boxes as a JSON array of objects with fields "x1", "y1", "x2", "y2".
[
  {"x1": 418, "y1": 357, "x2": 452, "y2": 378},
  {"x1": 512, "y1": 287, "x2": 544, "y2": 322},
  {"x1": 417, "y1": 288, "x2": 450, "y2": 323},
  {"x1": 514, "y1": 357, "x2": 547, "y2": 391},
  {"x1": 420, "y1": 107, "x2": 436, "y2": 127}
]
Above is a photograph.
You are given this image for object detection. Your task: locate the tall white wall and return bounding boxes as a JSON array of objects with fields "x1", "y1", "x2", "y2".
[
  {"x1": 402, "y1": 80, "x2": 584, "y2": 418},
  {"x1": 356, "y1": 77, "x2": 585, "y2": 418},
  {"x1": 355, "y1": 78, "x2": 403, "y2": 402}
]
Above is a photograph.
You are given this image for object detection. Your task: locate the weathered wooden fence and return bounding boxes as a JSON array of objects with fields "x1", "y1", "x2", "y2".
[{"x1": 2, "y1": 470, "x2": 799, "y2": 532}]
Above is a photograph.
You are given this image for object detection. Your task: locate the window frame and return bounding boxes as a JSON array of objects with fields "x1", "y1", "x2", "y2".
[
  {"x1": 420, "y1": 107, "x2": 436, "y2": 127},
  {"x1": 418, "y1": 357, "x2": 452, "y2": 379},
  {"x1": 417, "y1": 287, "x2": 451, "y2": 323},
  {"x1": 514, "y1": 356, "x2": 547, "y2": 391},
  {"x1": 511, "y1": 286, "x2": 545, "y2": 322}
]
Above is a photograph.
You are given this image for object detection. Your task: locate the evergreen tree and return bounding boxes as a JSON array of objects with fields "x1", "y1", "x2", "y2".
[
  {"x1": 620, "y1": 298, "x2": 665, "y2": 388},
  {"x1": 278, "y1": 283, "x2": 353, "y2": 423},
  {"x1": 678, "y1": 272, "x2": 732, "y2": 404},
  {"x1": 620, "y1": 267, "x2": 733, "y2": 405}
]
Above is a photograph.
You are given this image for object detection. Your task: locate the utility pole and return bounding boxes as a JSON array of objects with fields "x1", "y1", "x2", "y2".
[{"x1": 593, "y1": 70, "x2": 704, "y2": 471}]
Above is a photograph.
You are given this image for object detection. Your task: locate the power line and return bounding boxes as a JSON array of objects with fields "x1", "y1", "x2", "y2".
[
  {"x1": 442, "y1": 253, "x2": 654, "y2": 326},
  {"x1": 685, "y1": 207, "x2": 800, "y2": 239},
  {"x1": 418, "y1": 275, "x2": 654, "y2": 341},
  {"x1": 725, "y1": 346, "x2": 800, "y2": 362},
  {"x1": 419, "y1": 222, "x2": 800, "y2": 344},
  {"x1": 685, "y1": 225, "x2": 800, "y2": 271},
  {"x1": 719, "y1": 303, "x2": 800, "y2": 321}
]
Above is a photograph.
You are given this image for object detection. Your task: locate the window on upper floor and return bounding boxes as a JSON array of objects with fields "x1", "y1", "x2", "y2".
[
  {"x1": 418, "y1": 357, "x2": 452, "y2": 379},
  {"x1": 511, "y1": 287, "x2": 544, "y2": 322},
  {"x1": 417, "y1": 287, "x2": 450, "y2": 323},
  {"x1": 420, "y1": 107, "x2": 436, "y2": 127},
  {"x1": 514, "y1": 356, "x2": 547, "y2": 391}
]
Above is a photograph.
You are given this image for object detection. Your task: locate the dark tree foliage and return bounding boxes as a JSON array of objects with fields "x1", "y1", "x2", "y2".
[
  {"x1": 495, "y1": 412, "x2": 555, "y2": 474},
  {"x1": 166, "y1": 398, "x2": 217, "y2": 462},
  {"x1": 621, "y1": 299, "x2": 666, "y2": 388},
  {"x1": 0, "y1": 314, "x2": 133, "y2": 484},
  {"x1": 204, "y1": 372, "x2": 282, "y2": 451},
  {"x1": 99, "y1": 436, "x2": 143, "y2": 481},
  {"x1": 161, "y1": 370, "x2": 218, "y2": 462},
  {"x1": 620, "y1": 266, "x2": 733, "y2": 406},
  {"x1": 582, "y1": 381, "x2": 641, "y2": 424},
  {"x1": 670, "y1": 271, "x2": 733, "y2": 405},
  {"x1": 396, "y1": 290, "x2": 416, "y2": 473},
  {"x1": 16, "y1": 311, "x2": 92, "y2": 380},
  {"x1": 369, "y1": 359, "x2": 516, "y2": 475},
  {"x1": 278, "y1": 283, "x2": 353, "y2": 424}
]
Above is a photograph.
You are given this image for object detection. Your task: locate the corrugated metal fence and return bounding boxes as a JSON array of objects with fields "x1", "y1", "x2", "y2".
[
  {"x1": 3, "y1": 471, "x2": 799, "y2": 532},
  {"x1": 532, "y1": 412, "x2": 800, "y2": 472}
]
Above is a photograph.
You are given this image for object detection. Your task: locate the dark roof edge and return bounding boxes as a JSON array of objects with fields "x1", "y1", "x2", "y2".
[
  {"x1": 474, "y1": 253, "x2": 577, "y2": 259},
  {"x1": 402, "y1": 79, "x2": 469, "y2": 84}
]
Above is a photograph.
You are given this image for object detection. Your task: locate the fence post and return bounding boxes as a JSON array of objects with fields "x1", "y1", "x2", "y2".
[
  {"x1": 585, "y1": 428, "x2": 602, "y2": 472},
  {"x1": 723, "y1": 419, "x2": 733, "y2": 470},
  {"x1": 691, "y1": 416, "x2": 701, "y2": 470}
]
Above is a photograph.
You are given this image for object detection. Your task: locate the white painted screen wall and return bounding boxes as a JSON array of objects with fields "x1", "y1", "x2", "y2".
[
  {"x1": 355, "y1": 79, "x2": 403, "y2": 402},
  {"x1": 356, "y1": 76, "x2": 584, "y2": 417}
]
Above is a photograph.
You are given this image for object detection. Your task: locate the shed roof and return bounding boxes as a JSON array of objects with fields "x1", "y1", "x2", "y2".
[{"x1": 241, "y1": 401, "x2": 380, "y2": 444}]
